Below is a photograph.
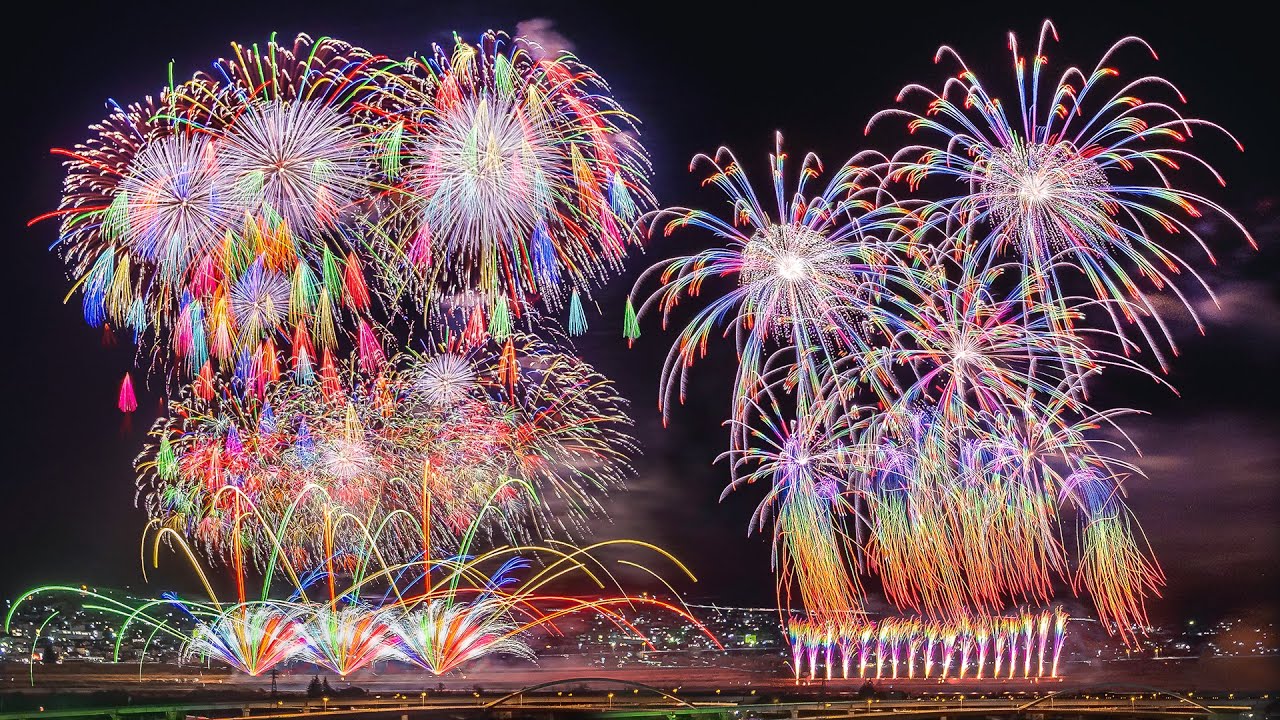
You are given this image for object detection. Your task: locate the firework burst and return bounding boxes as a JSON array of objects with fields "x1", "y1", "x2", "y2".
[
  {"x1": 627, "y1": 133, "x2": 911, "y2": 431},
  {"x1": 375, "y1": 31, "x2": 654, "y2": 334}
]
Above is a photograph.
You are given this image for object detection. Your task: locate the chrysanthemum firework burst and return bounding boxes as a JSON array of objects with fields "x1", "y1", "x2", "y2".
[
  {"x1": 217, "y1": 99, "x2": 371, "y2": 239},
  {"x1": 414, "y1": 353, "x2": 476, "y2": 407},
  {"x1": 376, "y1": 31, "x2": 654, "y2": 333},
  {"x1": 979, "y1": 139, "x2": 1111, "y2": 253},
  {"x1": 117, "y1": 133, "x2": 242, "y2": 279},
  {"x1": 47, "y1": 91, "x2": 219, "y2": 336},
  {"x1": 869, "y1": 259, "x2": 1168, "y2": 422}
]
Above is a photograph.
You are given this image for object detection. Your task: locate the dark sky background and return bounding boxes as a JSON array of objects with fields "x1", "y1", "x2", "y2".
[{"x1": 2, "y1": 1, "x2": 1276, "y2": 628}]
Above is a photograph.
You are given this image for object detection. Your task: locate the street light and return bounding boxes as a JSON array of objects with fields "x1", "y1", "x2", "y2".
[
  {"x1": 421, "y1": 692, "x2": 427, "y2": 707},
  {"x1": 322, "y1": 697, "x2": 329, "y2": 712}
]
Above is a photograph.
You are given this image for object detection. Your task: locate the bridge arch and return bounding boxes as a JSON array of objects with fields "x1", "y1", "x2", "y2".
[
  {"x1": 1017, "y1": 684, "x2": 1212, "y2": 713},
  {"x1": 484, "y1": 677, "x2": 698, "y2": 710}
]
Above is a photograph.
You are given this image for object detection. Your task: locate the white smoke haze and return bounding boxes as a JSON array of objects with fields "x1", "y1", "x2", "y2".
[{"x1": 515, "y1": 18, "x2": 574, "y2": 58}]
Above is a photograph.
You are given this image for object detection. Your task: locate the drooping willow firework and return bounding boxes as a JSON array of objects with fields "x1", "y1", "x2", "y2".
[
  {"x1": 867, "y1": 19, "x2": 1255, "y2": 369},
  {"x1": 7, "y1": 511, "x2": 719, "y2": 678},
  {"x1": 720, "y1": 373, "x2": 1163, "y2": 643},
  {"x1": 854, "y1": 403, "x2": 1161, "y2": 638},
  {"x1": 787, "y1": 607, "x2": 1069, "y2": 682},
  {"x1": 629, "y1": 21, "x2": 1246, "y2": 647},
  {"x1": 721, "y1": 391, "x2": 867, "y2": 622},
  {"x1": 136, "y1": 330, "x2": 635, "y2": 566},
  {"x1": 41, "y1": 34, "x2": 398, "y2": 389},
  {"x1": 372, "y1": 31, "x2": 654, "y2": 335}
]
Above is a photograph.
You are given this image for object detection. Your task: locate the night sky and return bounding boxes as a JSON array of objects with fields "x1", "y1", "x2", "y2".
[{"x1": 2, "y1": 0, "x2": 1276, "y2": 627}]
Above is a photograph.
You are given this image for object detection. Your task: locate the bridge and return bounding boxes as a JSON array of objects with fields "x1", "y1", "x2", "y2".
[{"x1": 0, "y1": 682, "x2": 1265, "y2": 720}]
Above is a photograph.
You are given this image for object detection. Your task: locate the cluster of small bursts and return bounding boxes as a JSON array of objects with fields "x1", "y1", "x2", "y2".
[
  {"x1": 788, "y1": 608, "x2": 1069, "y2": 682},
  {"x1": 15, "y1": 17, "x2": 1254, "y2": 679}
]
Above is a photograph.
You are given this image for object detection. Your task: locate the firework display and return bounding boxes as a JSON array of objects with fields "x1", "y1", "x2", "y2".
[
  {"x1": 787, "y1": 607, "x2": 1069, "y2": 681},
  {"x1": 28, "y1": 15, "x2": 1256, "y2": 682},
  {"x1": 26, "y1": 27, "x2": 679, "y2": 680},
  {"x1": 627, "y1": 133, "x2": 906, "y2": 432},
  {"x1": 136, "y1": 330, "x2": 635, "y2": 565},
  {"x1": 629, "y1": 22, "x2": 1248, "y2": 645},
  {"x1": 867, "y1": 21, "x2": 1254, "y2": 367}
]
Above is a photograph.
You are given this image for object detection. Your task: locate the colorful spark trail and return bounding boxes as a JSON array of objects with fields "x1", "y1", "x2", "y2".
[{"x1": 787, "y1": 608, "x2": 1069, "y2": 682}]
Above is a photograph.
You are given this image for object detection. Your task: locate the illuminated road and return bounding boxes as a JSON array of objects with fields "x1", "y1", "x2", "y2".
[{"x1": 0, "y1": 690, "x2": 1264, "y2": 720}]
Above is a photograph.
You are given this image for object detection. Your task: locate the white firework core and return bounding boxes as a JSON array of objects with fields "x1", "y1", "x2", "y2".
[
  {"x1": 408, "y1": 95, "x2": 558, "y2": 258},
  {"x1": 320, "y1": 437, "x2": 376, "y2": 481},
  {"x1": 415, "y1": 354, "x2": 476, "y2": 406},
  {"x1": 948, "y1": 333, "x2": 983, "y2": 369},
  {"x1": 120, "y1": 134, "x2": 242, "y2": 280},
  {"x1": 981, "y1": 142, "x2": 1110, "y2": 252},
  {"x1": 220, "y1": 99, "x2": 367, "y2": 238},
  {"x1": 740, "y1": 223, "x2": 849, "y2": 338}
]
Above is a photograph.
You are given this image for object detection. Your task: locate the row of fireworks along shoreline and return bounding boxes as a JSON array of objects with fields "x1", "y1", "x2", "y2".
[{"x1": 10, "y1": 19, "x2": 1254, "y2": 681}]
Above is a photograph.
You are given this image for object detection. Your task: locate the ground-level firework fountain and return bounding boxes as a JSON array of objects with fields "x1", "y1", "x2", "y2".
[
  {"x1": 6, "y1": 488, "x2": 720, "y2": 679},
  {"x1": 787, "y1": 607, "x2": 1068, "y2": 682}
]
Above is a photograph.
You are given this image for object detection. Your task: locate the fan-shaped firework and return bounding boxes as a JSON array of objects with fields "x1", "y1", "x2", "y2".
[
  {"x1": 386, "y1": 595, "x2": 536, "y2": 675},
  {"x1": 136, "y1": 330, "x2": 635, "y2": 565},
  {"x1": 185, "y1": 602, "x2": 309, "y2": 675},
  {"x1": 375, "y1": 31, "x2": 654, "y2": 334},
  {"x1": 7, "y1": 517, "x2": 719, "y2": 679},
  {"x1": 297, "y1": 602, "x2": 395, "y2": 675}
]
